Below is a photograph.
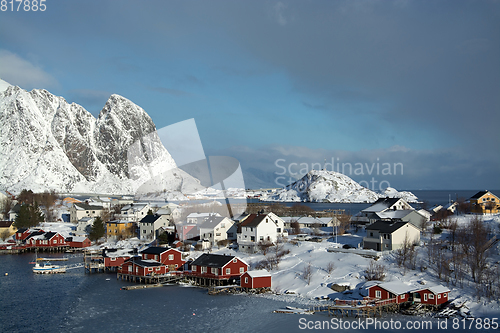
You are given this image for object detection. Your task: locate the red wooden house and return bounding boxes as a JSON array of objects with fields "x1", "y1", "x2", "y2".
[
  {"x1": 189, "y1": 253, "x2": 248, "y2": 279},
  {"x1": 140, "y1": 246, "x2": 185, "y2": 271},
  {"x1": 103, "y1": 248, "x2": 134, "y2": 269},
  {"x1": 66, "y1": 236, "x2": 91, "y2": 248},
  {"x1": 240, "y1": 270, "x2": 271, "y2": 289},
  {"x1": 25, "y1": 231, "x2": 67, "y2": 248},
  {"x1": 411, "y1": 285, "x2": 450, "y2": 306},
  {"x1": 118, "y1": 257, "x2": 168, "y2": 277},
  {"x1": 366, "y1": 282, "x2": 413, "y2": 304},
  {"x1": 16, "y1": 228, "x2": 43, "y2": 241}
]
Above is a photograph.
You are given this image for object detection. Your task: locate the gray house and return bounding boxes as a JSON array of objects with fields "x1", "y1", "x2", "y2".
[{"x1": 363, "y1": 221, "x2": 421, "y2": 251}]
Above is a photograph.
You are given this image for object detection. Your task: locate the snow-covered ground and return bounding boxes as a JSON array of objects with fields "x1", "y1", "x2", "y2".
[
  {"x1": 202, "y1": 214, "x2": 500, "y2": 318},
  {"x1": 30, "y1": 213, "x2": 500, "y2": 318}
]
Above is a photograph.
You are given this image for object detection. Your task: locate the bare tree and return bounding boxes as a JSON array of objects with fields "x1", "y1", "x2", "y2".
[
  {"x1": 326, "y1": 261, "x2": 335, "y2": 274},
  {"x1": 1, "y1": 196, "x2": 13, "y2": 220},
  {"x1": 290, "y1": 219, "x2": 300, "y2": 235},
  {"x1": 303, "y1": 262, "x2": 312, "y2": 285},
  {"x1": 364, "y1": 260, "x2": 386, "y2": 281},
  {"x1": 258, "y1": 240, "x2": 273, "y2": 255},
  {"x1": 336, "y1": 214, "x2": 351, "y2": 235}
]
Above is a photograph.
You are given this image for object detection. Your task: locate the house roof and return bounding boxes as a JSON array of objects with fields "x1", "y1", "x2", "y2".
[
  {"x1": 425, "y1": 285, "x2": 451, "y2": 294},
  {"x1": 65, "y1": 236, "x2": 89, "y2": 242},
  {"x1": 374, "y1": 281, "x2": 416, "y2": 295},
  {"x1": 140, "y1": 246, "x2": 169, "y2": 255},
  {"x1": 240, "y1": 214, "x2": 269, "y2": 228},
  {"x1": 191, "y1": 253, "x2": 235, "y2": 268},
  {"x1": 244, "y1": 270, "x2": 271, "y2": 278},
  {"x1": 140, "y1": 214, "x2": 161, "y2": 224},
  {"x1": 121, "y1": 203, "x2": 148, "y2": 212},
  {"x1": 0, "y1": 221, "x2": 14, "y2": 228},
  {"x1": 125, "y1": 256, "x2": 163, "y2": 267},
  {"x1": 74, "y1": 203, "x2": 103, "y2": 211},
  {"x1": 470, "y1": 190, "x2": 490, "y2": 199},
  {"x1": 376, "y1": 210, "x2": 417, "y2": 220},
  {"x1": 365, "y1": 221, "x2": 412, "y2": 234},
  {"x1": 362, "y1": 198, "x2": 402, "y2": 213},
  {"x1": 198, "y1": 216, "x2": 228, "y2": 229},
  {"x1": 156, "y1": 207, "x2": 172, "y2": 215}
]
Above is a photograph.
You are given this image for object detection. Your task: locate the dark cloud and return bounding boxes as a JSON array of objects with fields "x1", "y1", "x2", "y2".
[{"x1": 212, "y1": 144, "x2": 500, "y2": 190}]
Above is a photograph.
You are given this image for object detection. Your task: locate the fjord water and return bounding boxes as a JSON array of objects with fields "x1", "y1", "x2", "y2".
[{"x1": 1, "y1": 253, "x2": 314, "y2": 333}]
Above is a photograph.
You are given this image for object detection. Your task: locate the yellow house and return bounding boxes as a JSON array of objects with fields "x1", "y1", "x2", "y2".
[
  {"x1": 469, "y1": 190, "x2": 500, "y2": 214},
  {"x1": 0, "y1": 220, "x2": 17, "y2": 239},
  {"x1": 105, "y1": 220, "x2": 136, "y2": 239}
]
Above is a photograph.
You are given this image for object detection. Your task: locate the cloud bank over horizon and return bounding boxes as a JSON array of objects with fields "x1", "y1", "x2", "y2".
[{"x1": 0, "y1": 0, "x2": 498, "y2": 191}]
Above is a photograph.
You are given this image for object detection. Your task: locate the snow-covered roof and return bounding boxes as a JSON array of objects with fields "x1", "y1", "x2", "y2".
[
  {"x1": 187, "y1": 213, "x2": 213, "y2": 218},
  {"x1": 375, "y1": 281, "x2": 415, "y2": 295},
  {"x1": 362, "y1": 198, "x2": 402, "y2": 213},
  {"x1": 424, "y1": 285, "x2": 450, "y2": 294},
  {"x1": 245, "y1": 270, "x2": 271, "y2": 278},
  {"x1": 376, "y1": 210, "x2": 415, "y2": 220}
]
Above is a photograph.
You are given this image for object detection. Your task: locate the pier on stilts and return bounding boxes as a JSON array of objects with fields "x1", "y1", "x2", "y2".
[{"x1": 275, "y1": 298, "x2": 400, "y2": 317}]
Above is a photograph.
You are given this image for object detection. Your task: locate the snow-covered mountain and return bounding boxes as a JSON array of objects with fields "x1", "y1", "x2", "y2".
[
  {"x1": 261, "y1": 169, "x2": 380, "y2": 203},
  {"x1": 0, "y1": 79, "x2": 201, "y2": 195},
  {"x1": 379, "y1": 187, "x2": 419, "y2": 203}
]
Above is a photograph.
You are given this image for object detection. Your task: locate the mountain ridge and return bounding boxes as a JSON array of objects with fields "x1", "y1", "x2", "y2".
[{"x1": 0, "y1": 80, "x2": 200, "y2": 195}]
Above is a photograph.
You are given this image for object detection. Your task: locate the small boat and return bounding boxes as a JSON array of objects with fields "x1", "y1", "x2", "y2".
[
  {"x1": 33, "y1": 261, "x2": 66, "y2": 274},
  {"x1": 31, "y1": 251, "x2": 66, "y2": 274}
]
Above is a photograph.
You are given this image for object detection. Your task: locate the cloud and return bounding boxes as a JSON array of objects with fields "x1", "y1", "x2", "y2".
[
  {"x1": 0, "y1": 50, "x2": 58, "y2": 90},
  {"x1": 273, "y1": 2, "x2": 289, "y2": 26},
  {"x1": 212, "y1": 144, "x2": 500, "y2": 191},
  {"x1": 147, "y1": 85, "x2": 191, "y2": 97},
  {"x1": 67, "y1": 89, "x2": 112, "y2": 116}
]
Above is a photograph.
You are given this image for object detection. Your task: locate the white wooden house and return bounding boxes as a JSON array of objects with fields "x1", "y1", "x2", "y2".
[
  {"x1": 237, "y1": 212, "x2": 287, "y2": 253},
  {"x1": 199, "y1": 216, "x2": 237, "y2": 246}
]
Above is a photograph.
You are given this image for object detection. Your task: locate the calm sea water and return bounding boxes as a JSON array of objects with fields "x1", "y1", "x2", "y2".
[
  {"x1": 1, "y1": 252, "x2": 497, "y2": 332},
  {"x1": 2, "y1": 190, "x2": 498, "y2": 332}
]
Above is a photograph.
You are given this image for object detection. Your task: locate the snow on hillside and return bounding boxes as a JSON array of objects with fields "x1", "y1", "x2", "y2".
[
  {"x1": 0, "y1": 82, "x2": 203, "y2": 195},
  {"x1": 380, "y1": 187, "x2": 419, "y2": 203},
  {"x1": 260, "y1": 170, "x2": 380, "y2": 203}
]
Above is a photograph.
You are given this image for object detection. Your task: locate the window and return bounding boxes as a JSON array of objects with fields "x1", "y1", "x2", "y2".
[
  {"x1": 226, "y1": 268, "x2": 230, "y2": 275},
  {"x1": 111, "y1": 258, "x2": 116, "y2": 261},
  {"x1": 53, "y1": 240, "x2": 57, "y2": 244},
  {"x1": 429, "y1": 294, "x2": 434, "y2": 299},
  {"x1": 438, "y1": 294, "x2": 441, "y2": 299},
  {"x1": 370, "y1": 232, "x2": 373, "y2": 237},
  {"x1": 168, "y1": 254, "x2": 174, "y2": 261},
  {"x1": 239, "y1": 267, "x2": 244, "y2": 274},
  {"x1": 175, "y1": 264, "x2": 178, "y2": 268},
  {"x1": 148, "y1": 267, "x2": 152, "y2": 272},
  {"x1": 233, "y1": 258, "x2": 237, "y2": 263},
  {"x1": 424, "y1": 294, "x2": 428, "y2": 302},
  {"x1": 192, "y1": 265, "x2": 196, "y2": 271},
  {"x1": 401, "y1": 294, "x2": 406, "y2": 299},
  {"x1": 211, "y1": 268, "x2": 217, "y2": 275},
  {"x1": 155, "y1": 255, "x2": 158, "y2": 261},
  {"x1": 375, "y1": 290, "x2": 381, "y2": 298},
  {"x1": 251, "y1": 236, "x2": 255, "y2": 242},
  {"x1": 201, "y1": 266, "x2": 207, "y2": 273},
  {"x1": 216, "y1": 233, "x2": 221, "y2": 236},
  {"x1": 245, "y1": 277, "x2": 248, "y2": 284},
  {"x1": 250, "y1": 227, "x2": 253, "y2": 232},
  {"x1": 221, "y1": 223, "x2": 225, "y2": 228},
  {"x1": 128, "y1": 266, "x2": 132, "y2": 272},
  {"x1": 260, "y1": 236, "x2": 264, "y2": 241},
  {"x1": 443, "y1": 293, "x2": 448, "y2": 298},
  {"x1": 156, "y1": 267, "x2": 160, "y2": 271},
  {"x1": 277, "y1": 228, "x2": 281, "y2": 232}
]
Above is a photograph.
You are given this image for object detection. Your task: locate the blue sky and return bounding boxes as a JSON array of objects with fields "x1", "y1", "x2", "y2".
[{"x1": 1, "y1": 0, "x2": 499, "y2": 190}]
